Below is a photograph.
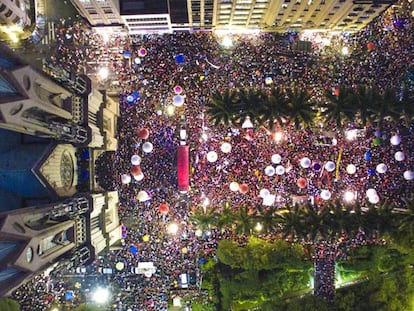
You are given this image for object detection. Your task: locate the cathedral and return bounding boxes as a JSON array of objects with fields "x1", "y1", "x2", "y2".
[{"x1": 0, "y1": 42, "x2": 122, "y2": 297}]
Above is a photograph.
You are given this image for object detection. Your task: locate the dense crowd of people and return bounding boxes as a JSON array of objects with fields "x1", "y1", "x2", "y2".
[{"x1": 12, "y1": 0, "x2": 414, "y2": 309}]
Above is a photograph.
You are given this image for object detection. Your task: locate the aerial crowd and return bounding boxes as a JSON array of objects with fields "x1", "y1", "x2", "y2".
[{"x1": 12, "y1": 0, "x2": 414, "y2": 310}]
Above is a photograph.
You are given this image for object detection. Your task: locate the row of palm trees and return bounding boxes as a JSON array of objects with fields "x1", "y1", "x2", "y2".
[
  {"x1": 205, "y1": 86, "x2": 414, "y2": 130},
  {"x1": 190, "y1": 198, "x2": 414, "y2": 243}
]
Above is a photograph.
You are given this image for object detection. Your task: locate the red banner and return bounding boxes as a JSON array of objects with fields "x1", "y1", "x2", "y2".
[{"x1": 177, "y1": 145, "x2": 189, "y2": 192}]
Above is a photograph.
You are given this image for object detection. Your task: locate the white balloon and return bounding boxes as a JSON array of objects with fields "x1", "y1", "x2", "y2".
[
  {"x1": 263, "y1": 194, "x2": 276, "y2": 206},
  {"x1": 394, "y1": 151, "x2": 405, "y2": 161},
  {"x1": 131, "y1": 154, "x2": 142, "y2": 165},
  {"x1": 121, "y1": 174, "x2": 131, "y2": 184},
  {"x1": 207, "y1": 151, "x2": 218, "y2": 163},
  {"x1": 376, "y1": 163, "x2": 387, "y2": 174},
  {"x1": 259, "y1": 188, "x2": 270, "y2": 199},
  {"x1": 220, "y1": 142, "x2": 232, "y2": 153},
  {"x1": 265, "y1": 166, "x2": 275, "y2": 176},
  {"x1": 368, "y1": 195, "x2": 380, "y2": 204},
  {"x1": 366, "y1": 188, "x2": 377, "y2": 198},
  {"x1": 173, "y1": 95, "x2": 185, "y2": 107},
  {"x1": 142, "y1": 142, "x2": 153, "y2": 153},
  {"x1": 133, "y1": 173, "x2": 144, "y2": 181},
  {"x1": 325, "y1": 161, "x2": 336, "y2": 172},
  {"x1": 271, "y1": 154, "x2": 282, "y2": 164},
  {"x1": 390, "y1": 135, "x2": 401, "y2": 146},
  {"x1": 346, "y1": 164, "x2": 357, "y2": 174},
  {"x1": 300, "y1": 157, "x2": 311, "y2": 168},
  {"x1": 320, "y1": 190, "x2": 331, "y2": 200},
  {"x1": 229, "y1": 182, "x2": 239, "y2": 192},
  {"x1": 137, "y1": 190, "x2": 150, "y2": 202},
  {"x1": 275, "y1": 165, "x2": 285, "y2": 175},
  {"x1": 403, "y1": 170, "x2": 414, "y2": 180}
]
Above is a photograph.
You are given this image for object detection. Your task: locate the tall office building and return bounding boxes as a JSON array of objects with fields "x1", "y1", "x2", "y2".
[
  {"x1": 0, "y1": 42, "x2": 122, "y2": 297},
  {"x1": 69, "y1": 0, "x2": 123, "y2": 28},
  {"x1": 69, "y1": 0, "x2": 396, "y2": 33}
]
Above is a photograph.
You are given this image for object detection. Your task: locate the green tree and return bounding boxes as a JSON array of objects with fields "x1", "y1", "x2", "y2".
[
  {"x1": 276, "y1": 204, "x2": 305, "y2": 240},
  {"x1": 0, "y1": 298, "x2": 20, "y2": 311},
  {"x1": 397, "y1": 87, "x2": 414, "y2": 126},
  {"x1": 254, "y1": 205, "x2": 277, "y2": 234},
  {"x1": 205, "y1": 88, "x2": 239, "y2": 127},
  {"x1": 237, "y1": 88, "x2": 266, "y2": 125},
  {"x1": 351, "y1": 85, "x2": 379, "y2": 127},
  {"x1": 285, "y1": 88, "x2": 316, "y2": 129},
  {"x1": 216, "y1": 239, "x2": 244, "y2": 269},
  {"x1": 234, "y1": 205, "x2": 254, "y2": 235},
  {"x1": 216, "y1": 204, "x2": 235, "y2": 230},
  {"x1": 190, "y1": 207, "x2": 217, "y2": 230},
  {"x1": 374, "y1": 87, "x2": 399, "y2": 129},
  {"x1": 256, "y1": 87, "x2": 287, "y2": 130},
  {"x1": 394, "y1": 197, "x2": 414, "y2": 248},
  {"x1": 73, "y1": 304, "x2": 104, "y2": 311},
  {"x1": 322, "y1": 86, "x2": 355, "y2": 129}
]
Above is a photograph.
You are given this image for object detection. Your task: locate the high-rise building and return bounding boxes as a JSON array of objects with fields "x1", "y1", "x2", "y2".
[
  {"x1": 0, "y1": 0, "x2": 32, "y2": 27},
  {"x1": 69, "y1": 0, "x2": 123, "y2": 28},
  {"x1": 0, "y1": 42, "x2": 122, "y2": 297},
  {"x1": 69, "y1": 0, "x2": 397, "y2": 33}
]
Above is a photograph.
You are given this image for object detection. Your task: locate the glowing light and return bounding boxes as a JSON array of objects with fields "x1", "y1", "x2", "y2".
[
  {"x1": 220, "y1": 142, "x2": 232, "y2": 153},
  {"x1": 255, "y1": 222, "x2": 263, "y2": 232},
  {"x1": 92, "y1": 287, "x2": 110, "y2": 304},
  {"x1": 166, "y1": 105, "x2": 175, "y2": 116},
  {"x1": 98, "y1": 67, "x2": 109, "y2": 80},
  {"x1": 221, "y1": 35, "x2": 233, "y2": 48},
  {"x1": 341, "y1": 46, "x2": 349, "y2": 55},
  {"x1": 343, "y1": 190, "x2": 356, "y2": 203},
  {"x1": 273, "y1": 131, "x2": 283, "y2": 142},
  {"x1": 167, "y1": 223, "x2": 179, "y2": 235},
  {"x1": 345, "y1": 129, "x2": 358, "y2": 141}
]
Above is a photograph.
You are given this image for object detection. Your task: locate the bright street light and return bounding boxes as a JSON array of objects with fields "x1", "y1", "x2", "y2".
[
  {"x1": 98, "y1": 67, "x2": 109, "y2": 80},
  {"x1": 167, "y1": 223, "x2": 179, "y2": 235},
  {"x1": 221, "y1": 35, "x2": 233, "y2": 48},
  {"x1": 92, "y1": 287, "x2": 110, "y2": 304}
]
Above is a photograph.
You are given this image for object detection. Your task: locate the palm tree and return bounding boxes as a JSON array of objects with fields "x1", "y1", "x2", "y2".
[
  {"x1": 256, "y1": 87, "x2": 287, "y2": 130},
  {"x1": 326, "y1": 200, "x2": 357, "y2": 237},
  {"x1": 321, "y1": 86, "x2": 355, "y2": 129},
  {"x1": 189, "y1": 207, "x2": 217, "y2": 230},
  {"x1": 374, "y1": 87, "x2": 399, "y2": 128},
  {"x1": 350, "y1": 85, "x2": 378, "y2": 127},
  {"x1": 254, "y1": 204, "x2": 277, "y2": 234},
  {"x1": 302, "y1": 203, "x2": 325, "y2": 241},
  {"x1": 236, "y1": 88, "x2": 268, "y2": 129},
  {"x1": 374, "y1": 201, "x2": 395, "y2": 236},
  {"x1": 234, "y1": 205, "x2": 254, "y2": 235},
  {"x1": 276, "y1": 204, "x2": 305, "y2": 240},
  {"x1": 216, "y1": 204, "x2": 235, "y2": 230},
  {"x1": 396, "y1": 197, "x2": 414, "y2": 238},
  {"x1": 397, "y1": 87, "x2": 414, "y2": 126},
  {"x1": 285, "y1": 87, "x2": 316, "y2": 129},
  {"x1": 205, "y1": 88, "x2": 239, "y2": 127}
]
